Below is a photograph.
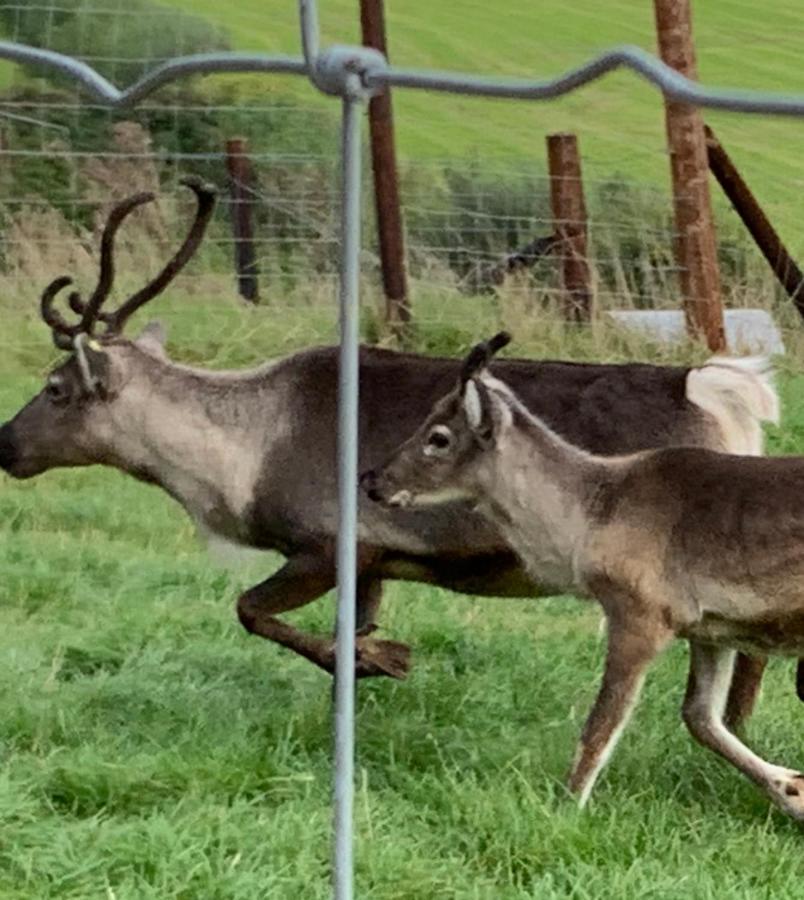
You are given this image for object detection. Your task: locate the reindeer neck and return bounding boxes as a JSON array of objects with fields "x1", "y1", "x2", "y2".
[
  {"x1": 102, "y1": 352, "x2": 285, "y2": 541},
  {"x1": 478, "y1": 404, "x2": 608, "y2": 592}
]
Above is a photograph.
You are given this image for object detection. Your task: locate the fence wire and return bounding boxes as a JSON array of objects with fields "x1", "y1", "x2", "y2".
[{"x1": 0, "y1": 0, "x2": 799, "y2": 349}]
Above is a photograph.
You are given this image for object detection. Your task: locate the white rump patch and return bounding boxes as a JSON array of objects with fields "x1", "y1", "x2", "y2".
[{"x1": 686, "y1": 355, "x2": 779, "y2": 456}]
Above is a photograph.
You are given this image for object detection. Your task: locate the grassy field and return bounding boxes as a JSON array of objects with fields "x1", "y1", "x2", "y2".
[
  {"x1": 160, "y1": 0, "x2": 804, "y2": 247},
  {"x1": 2, "y1": 293, "x2": 804, "y2": 897}
]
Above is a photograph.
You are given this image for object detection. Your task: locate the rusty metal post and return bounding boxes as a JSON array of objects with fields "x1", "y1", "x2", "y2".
[
  {"x1": 359, "y1": 0, "x2": 410, "y2": 334},
  {"x1": 225, "y1": 137, "x2": 260, "y2": 304},
  {"x1": 546, "y1": 132, "x2": 591, "y2": 322},
  {"x1": 705, "y1": 124, "x2": 804, "y2": 319},
  {"x1": 654, "y1": 0, "x2": 724, "y2": 351}
]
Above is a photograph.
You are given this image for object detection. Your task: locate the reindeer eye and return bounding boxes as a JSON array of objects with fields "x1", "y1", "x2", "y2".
[
  {"x1": 426, "y1": 428, "x2": 452, "y2": 451},
  {"x1": 45, "y1": 379, "x2": 68, "y2": 403}
]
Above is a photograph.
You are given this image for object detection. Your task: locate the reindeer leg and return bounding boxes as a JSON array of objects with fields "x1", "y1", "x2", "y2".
[
  {"x1": 351, "y1": 575, "x2": 410, "y2": 678},
  {"x1": 355, "y1": 576, "x2": 383, "y2": 633},
  {"x1": 567, "y1": 615, "x2": 672, "y2": 807},
  {"x1": 683, "y1": 641, "x2": 804, "y2": 821},
  {"x1": 722, "y1": 652, "x2": 768, "y2": 732},
  {"x1": 237, "y1": 557, "x2": 409, "y2": 679}
]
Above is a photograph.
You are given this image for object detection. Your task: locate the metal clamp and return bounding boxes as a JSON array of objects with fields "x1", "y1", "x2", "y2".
[{"x1": 309, "y1": 45, "x2": 388, "y2": 99}]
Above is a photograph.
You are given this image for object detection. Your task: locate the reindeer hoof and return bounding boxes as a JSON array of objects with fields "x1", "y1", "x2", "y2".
[
  {"x1": 355, "y1": 636, "x2": 411, "y2": 680},
  {"x1": 770, "y1": 769, "x2": 804, "y2": 821}
]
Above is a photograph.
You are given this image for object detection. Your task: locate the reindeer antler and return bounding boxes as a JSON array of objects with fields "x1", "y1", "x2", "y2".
[
  {"x1": 461, "y1": 330, "x2": 512, "y2": 384},
  {"x1": 40, "y1": 176, "x2": 217, "y2": 350}
]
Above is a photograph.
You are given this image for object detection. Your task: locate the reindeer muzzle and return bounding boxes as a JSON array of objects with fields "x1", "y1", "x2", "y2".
[
  {"x1": 359, "y1": 469, "x2": 414, "y2": 508},
  {"x1": 359, "y1": 469, "x2": 384, "y2": 504},
  {"x1": 0, "y1": 422, "x2": 19, "y2": 474}
]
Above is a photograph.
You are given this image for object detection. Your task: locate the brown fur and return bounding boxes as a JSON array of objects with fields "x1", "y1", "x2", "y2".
[
  {"x1": 367, "y1": 340, "x2": 804, "y2": 821},
  {"x1": 0, "y1": 336, "x2": 776, "y2": 713}
]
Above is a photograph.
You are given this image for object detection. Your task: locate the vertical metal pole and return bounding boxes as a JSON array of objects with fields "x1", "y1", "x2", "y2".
[
  {"x1": 333, "y1": 83, "x2": 362, "y2": 900},
  {"x1": 299, "y1": 0, "x2": 320, "y2": 70}
]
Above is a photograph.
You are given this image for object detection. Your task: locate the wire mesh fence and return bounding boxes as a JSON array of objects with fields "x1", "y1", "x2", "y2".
[
  {"x1": 0, "y1": 0, "x2": 791, "y2": 361},
  {"x1": 0, "y1": 94, "x2": 782, "y2": 338},
  {"x1": 0, "y1": 0, "x2": 796, "y2": 358}
]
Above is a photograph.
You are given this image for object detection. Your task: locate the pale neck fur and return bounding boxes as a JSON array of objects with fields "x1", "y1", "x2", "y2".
[
  {"x1": 92, "y1": 348, "x2": 283, "y2": 540},
  {"x1": 474, "y1": 379, "x2": 610, "y2": 593}
]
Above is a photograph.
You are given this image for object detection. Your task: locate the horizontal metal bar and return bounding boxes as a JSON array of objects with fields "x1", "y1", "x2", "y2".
[
  {"x1": 371, "y1": 45, "x2": 804, "y2": 115},
  {"x1": 0, "y1": 43, "x2": 306, "y2": 107},
  {"x1": 3, "y1": 40, "x2": 804, "y2": 116}
]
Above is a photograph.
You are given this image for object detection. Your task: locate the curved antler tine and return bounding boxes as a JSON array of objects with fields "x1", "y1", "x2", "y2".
[
  {"x1": 487, "y1": 331, "x2": 512, "y2": 356},
  {"x1": 68, "y1": 290, "x2": 85, "y2": 315},
  {"x1": 461, "y1": 331, "x2": 512, "y2": 384},
  {"x1": 40, "y1": 275, "x2": 77, "y2": 337},
  {"x1": 78, "y1": 191, "x2": 156, "y2": 335},
  {"x1": 102, "y1": 176, "x2": 217, "y2": 335}
]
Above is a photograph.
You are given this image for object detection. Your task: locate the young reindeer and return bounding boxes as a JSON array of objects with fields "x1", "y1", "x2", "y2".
[
  {"x1": 0, "y1": 180, "x2": 782, "y2": 724},
  {"x1": 362, "y1": 332, "x2": 804, "y2": 822}
]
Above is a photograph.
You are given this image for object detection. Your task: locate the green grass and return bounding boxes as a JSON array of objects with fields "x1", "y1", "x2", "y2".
[{"x1": 3, "y1": 294, "x2": 804, "y2": 897}]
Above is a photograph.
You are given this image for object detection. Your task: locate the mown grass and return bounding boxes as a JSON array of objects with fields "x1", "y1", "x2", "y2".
[{"x1": 2, "y1": 289, "x2": 804, "y2": 897}]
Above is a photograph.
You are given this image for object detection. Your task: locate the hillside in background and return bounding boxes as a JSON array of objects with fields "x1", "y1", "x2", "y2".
[
  {"x1": 113, "y1": 0, "x2": 804, "y2": 255},
  {"x1": 0, "y1": 1, "x2": 801, "y2": 287},
  {"x1": 159, "y1": 0, "x2": 804, "y2": 238}
]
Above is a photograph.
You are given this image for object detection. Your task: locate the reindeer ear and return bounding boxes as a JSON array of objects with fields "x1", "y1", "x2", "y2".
[
  {"x1": 74, "y1": 339, "x2": 113, "y2": 399},
  {"x1": 135, "y1": 320, "x2": 168, "y2": 358},
  {"x1": 462, "y1": 377, "x2": 496, "y2": 447},
  {"x1": 463, "y1": 379, "x2": 484, "y2": 429}
]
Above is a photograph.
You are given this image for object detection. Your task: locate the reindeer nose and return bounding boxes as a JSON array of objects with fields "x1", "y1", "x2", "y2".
[
  {"x1": 359, "y1": 469, "x2": 383, "y2": 504},
  {"x1": 0, "y1": 423, "x2": 18, "y2": 473}
]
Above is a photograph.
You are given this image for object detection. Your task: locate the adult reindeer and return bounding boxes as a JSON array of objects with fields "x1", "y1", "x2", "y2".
[
  {"x1": 0, "y1": 182, "x2": 779, "y2": 729},
  {"x1": 363, "y1": 332, "x2": 804, "y2": 820}
]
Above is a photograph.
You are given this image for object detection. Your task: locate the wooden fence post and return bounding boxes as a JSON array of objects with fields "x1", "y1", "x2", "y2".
[
  {"x1": 225, "y1": 137, "x2": 259, "y2": 304},
  {"x1": 654, "y1": 0, "x2": 724, "y2": 351},
  {"x1": 546, "y1": 132, "x2": 592, "y2": 322},
  {"x1": 360, "y1": 0, "x2": 410, "y2": 334},
  {"x1": 705, "y1": 124, "x2": 804, "y2": 319}
]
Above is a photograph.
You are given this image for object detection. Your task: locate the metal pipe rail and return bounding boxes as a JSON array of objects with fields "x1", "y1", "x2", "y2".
[
  {"x1": 6, "y1": 38, "x2": 804, "y2": 114},
  {"x1": 5, "y1": 2, "x2": 804, "y2": 897}
]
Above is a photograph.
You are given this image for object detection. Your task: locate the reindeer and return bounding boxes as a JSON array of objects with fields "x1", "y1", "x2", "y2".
[
  {"x1": 0, "y1": 183, "x2": 780, "y2": 729},
  {"x1": 361, "y1": 332, "x2": 804, "y2": 821}
]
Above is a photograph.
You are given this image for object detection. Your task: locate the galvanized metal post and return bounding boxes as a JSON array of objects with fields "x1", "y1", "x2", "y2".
[{"x1": 333, "y1": 81, "x2": 363, "y2": 900}]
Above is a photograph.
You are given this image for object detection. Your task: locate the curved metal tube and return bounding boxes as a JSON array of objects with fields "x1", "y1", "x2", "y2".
[
  {"x1": 0, "y1": 43, "x2": 306, "y2": 108},
  {"x1": 299, "y1": 0, "x2": 321, "y2": 74},
  {"x1": 2, "y1": 40, "x2": 804, "y2": 115},
  {"x1": 373, "y1": 45, "x2": 804, "y2": 115}
]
